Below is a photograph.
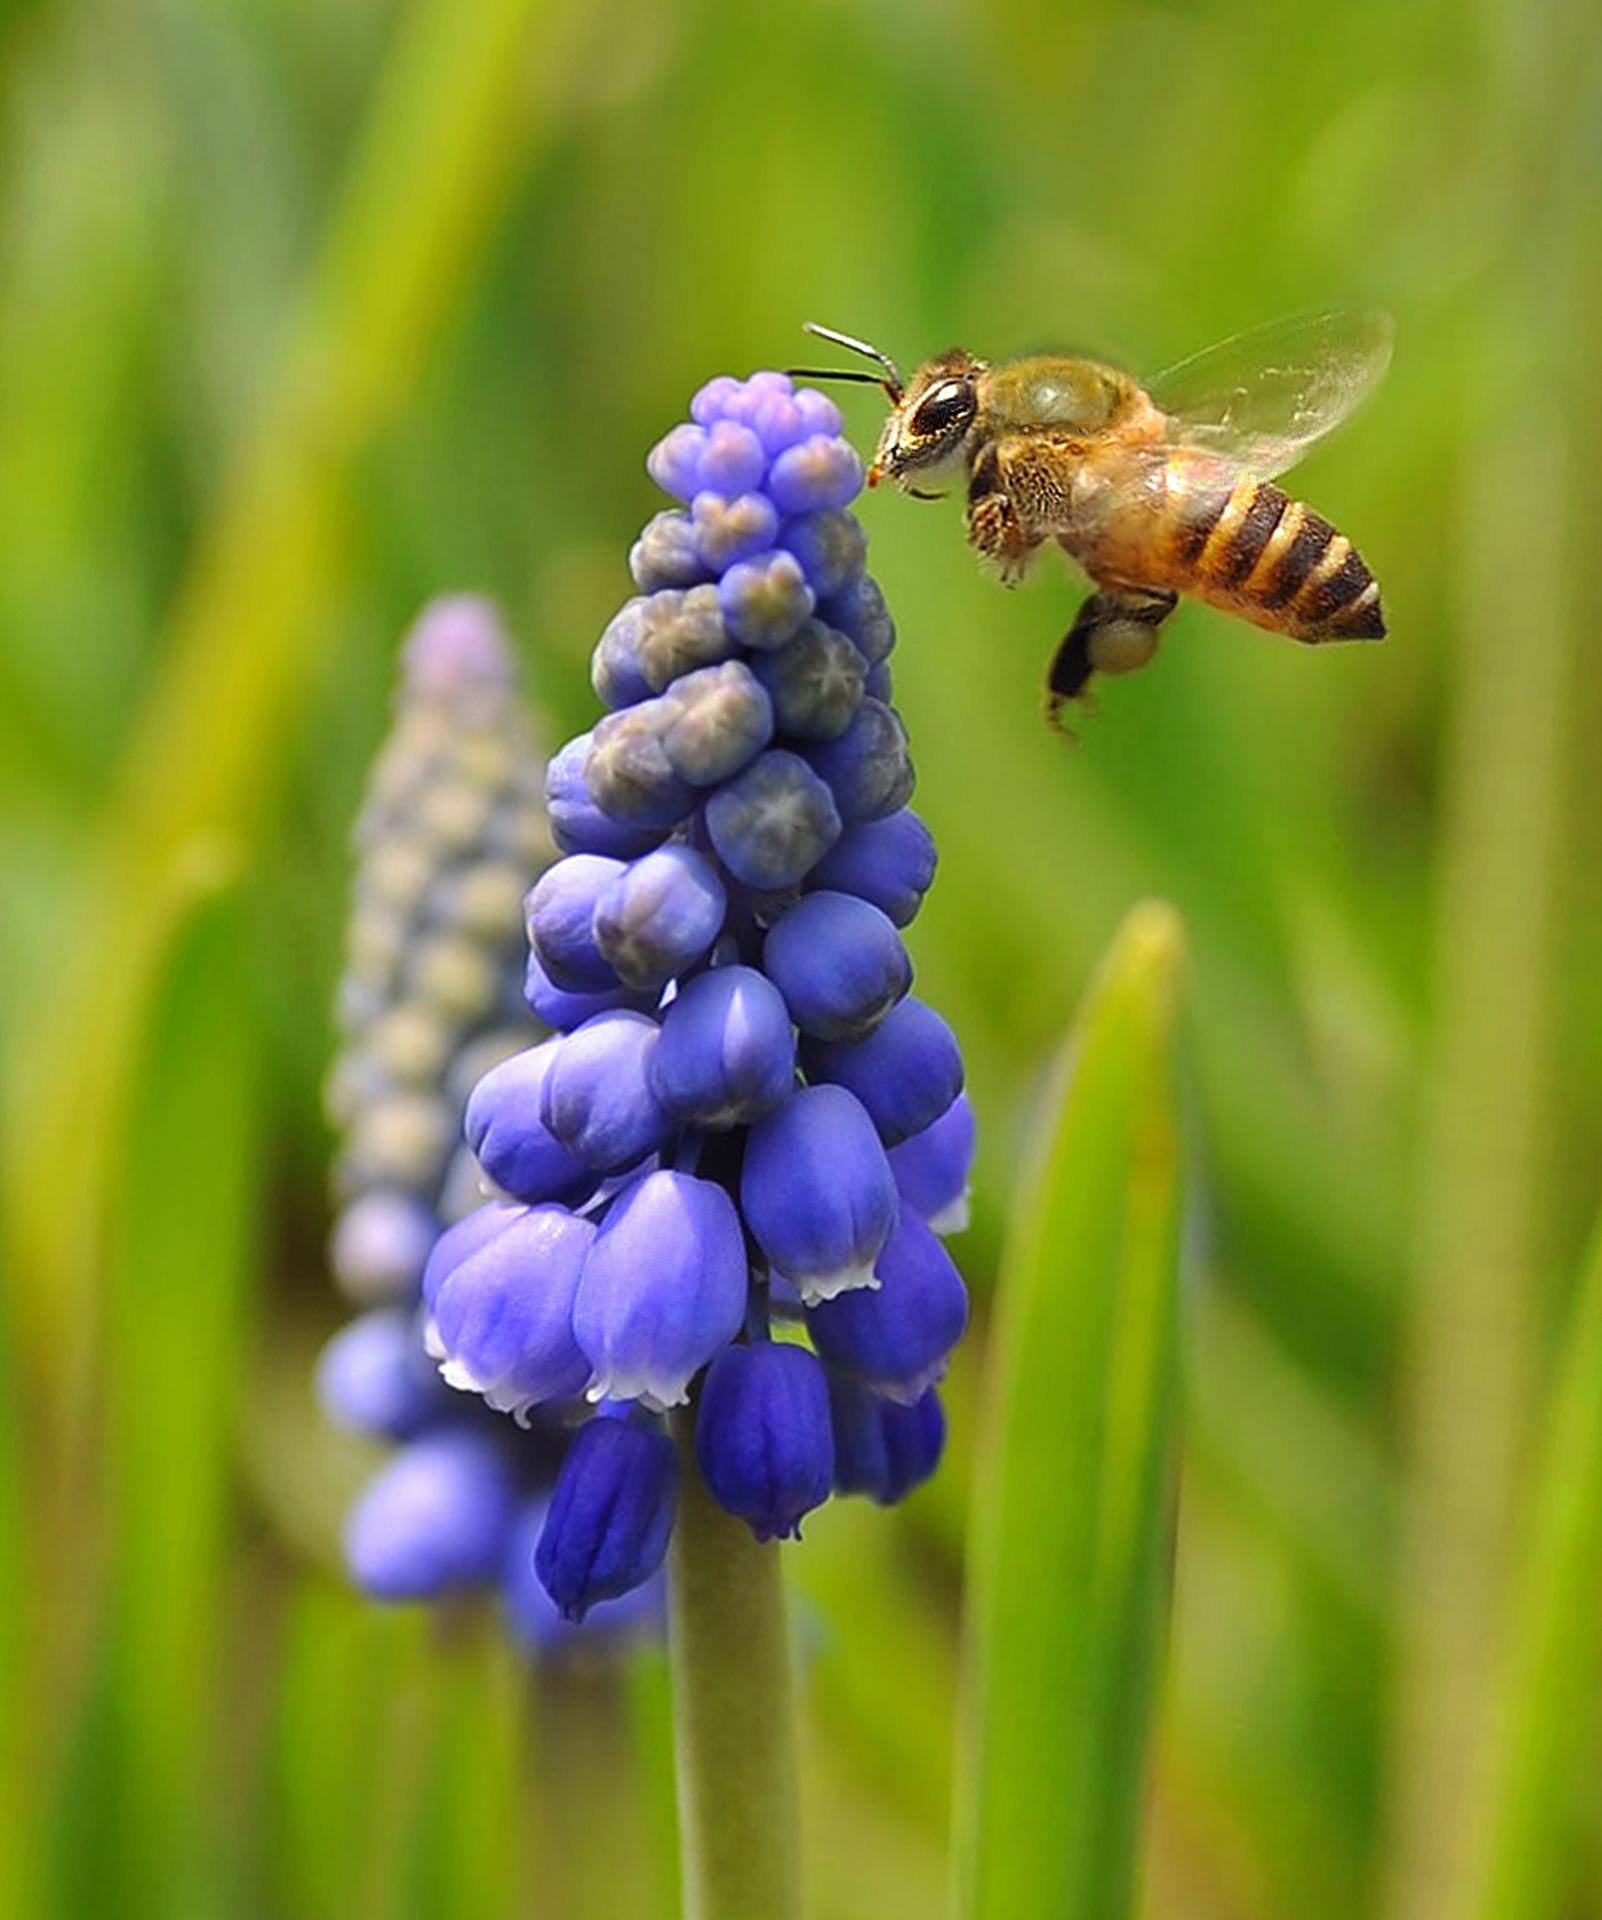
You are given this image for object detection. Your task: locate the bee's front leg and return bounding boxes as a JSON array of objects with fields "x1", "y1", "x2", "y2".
[
  {"x1": 965, "y1": 442, "x2": 1040, "y2": 586},
  {"x1": 1045, "y1": 586, "x2": 1178, "y2": 733}
]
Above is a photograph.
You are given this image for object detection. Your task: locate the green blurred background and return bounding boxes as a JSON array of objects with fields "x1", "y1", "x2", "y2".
[{"x1": 2, "y1": 0, "x2": 1600, "y2": 1915}]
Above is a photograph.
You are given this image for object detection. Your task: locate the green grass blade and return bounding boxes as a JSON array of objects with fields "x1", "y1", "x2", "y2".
[
  {"x1": 953, "y1": 900, "x2": 1186, "y2": 1920},
  {"x1": 1467, "y1": 1211, "x2": 1602, "y2": 1920},
  {"x1": 89, "y1": 872, "x2": 260, "y2": 1916}
]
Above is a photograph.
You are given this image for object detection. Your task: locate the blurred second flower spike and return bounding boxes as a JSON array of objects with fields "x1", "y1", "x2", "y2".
[
  {"x1": 318, "y1": 594, "x2": 660, "y2": 1648},
  {"x1": 427, "y1": 370, "x2": 975, "y2": 1620}
]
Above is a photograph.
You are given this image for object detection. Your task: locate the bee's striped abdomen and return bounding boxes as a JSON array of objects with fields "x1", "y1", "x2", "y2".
[{"x1": 1165, "y1": 472, "x2": 1385, "y2": 642}]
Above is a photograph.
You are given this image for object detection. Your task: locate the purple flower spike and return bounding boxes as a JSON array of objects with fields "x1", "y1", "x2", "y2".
[
  {"x1": 650, "y1": 965, "x2": 796, "y2": 1126},
  {"x1": 425, "y1": 1203, "x2": 595, "y2": 1419},
  {"x1": 807, "y1": 1208, "x2": 968, "y2": 1402},
  {"x1": 763, "y1": 891, "x2": 911, "y2": 1042},
  {"x1": 593, "y1": 844, "x2": 727, "y2": 991},
  {"x1": 344, "y1": 1430, "x2": 517, "y2": 1601},
  {"x1": 539, "y1": 1010, "x2": 673, "y2": 1171},
  {"x1": 803, "y1": 996, "x2": 964, "y2": 1145},
  {"x1": 535, "y1": 1416, "x2": 679, "y2": 1622},
  {"x1": 888, "y1": 1093, "x2": 976, "y2": 1234},
  {"x1": 525, "y1": 855, "x2": 624, "y2": 993},
  {"x1": 346, "y1": 366, "x2": 975, "y2": 1592},
  {"x1": 828, "y1": 1375, "x2": 946, "y2": 1504},
  {"x1": 695, "y1": 1342, "x2": 834, "y2": 1542},
  {"x1": 704, "y1": 749, "x2": 842, "y2": 891},
  {"x1": 572, "y1": 1169, "x2": 748, "y2": 1407},
  {"x1": 806, "y1": 808, "x2": 936, "y2": 927},
  {"x1": 742, "y1": 1084, "x2": 897, "y2": 1305},
  {"x1": 465, "y1": 1040, "x2": 593, "y2": 1203}
]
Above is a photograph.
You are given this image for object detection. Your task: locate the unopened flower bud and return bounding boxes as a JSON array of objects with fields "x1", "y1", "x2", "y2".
[
  {"x1": 704, "y1": 749, "x2": 841, "y2": 890},
  {"x1": 781, "y1": 509, "x2": 868, "y2": 596},
  {"x1": 426, "y1": 1203, "x2": 595, "y2": 1419},
  {"x1": 807, "y1": 808, "x2": 936, "y2": 927},
  {"x1": 766, "y1": 435, "x2": 864, "y2": 517},
  {"x1": 803, "y1": 996, "x2": 964, "y2": 1145},
  {"x1": 630, "y1": 509, "x2": 711, "y2": 590},
  {"x1": 690, "y1": 490, "x2": 780, "y2": 571},
  {"x1": 695, "y1": 1342, "x2": 834, "y2": 1541},
  {"x1": 649, "y1": 965, "x2": 796, "y2": 1126},
  {"x1": 807, "y1": 1208, "x2": 968, "y2": 1402},
  {"x1": 818, "y1": 575, "x2": 895, "y2": 665},
  {"x1": 593, "y1": 845, "x2": 727, "y2": 990},
  {"x1": 750, "y1": 620, "x2": 866, "y2": 741},
  {"x1": 572, "y1": 1169, "x2": 748, "y2": 1406},
  {"x1": 317, "y1": 1308, "x2": 452, "y2": 1439},
  {"x1": 763, "y1": 890, "x2": 911, "y2": 1041},
  {"x1": 717, "y1": 549, "x2": 815, "y2": 650},
  {"x1": 539, "y1": 1011, "x2": 672, "y2": 1171},
  {"x1": 742, "y1": 1084, "x2": 897, "y2": 1305},
  {"x1": 525, "y1": 855, "x2": 624, "y2": 993},
  {"x1": 657, "y1": 661, "x2": 773, "y2": 786},
  {"x1": 887, "y1": 1093, "x2": 976, "y2": 1235},
  {"x1": 464, "y1": 1041, "x2": 592, "y2": 1203},
  {"x1": 828, "y1": 1375, "x2": 946, "y2": 1504},
  {"x1": 585, "y1": 705, "x2": 698, "y2": 829},
  {"x1": 805, "y1": 698, "x2": 914, "y2": 822},
  {"x1": 546, "y1": 731, "x2": 664, "y2": 858},
  {"x1": 535, "y1": 1415, "x2": 678, "y2": 1621}
]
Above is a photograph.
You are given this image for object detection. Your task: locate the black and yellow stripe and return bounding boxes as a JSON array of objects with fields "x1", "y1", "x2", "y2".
[{"x1": 1174, "y1": 474, "x2": 1384, "y2": 640}]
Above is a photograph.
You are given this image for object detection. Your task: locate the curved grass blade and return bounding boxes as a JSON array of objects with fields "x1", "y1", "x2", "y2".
[{"x1": 953, "y1": 900, "x2": 1186, "y2": 1920}]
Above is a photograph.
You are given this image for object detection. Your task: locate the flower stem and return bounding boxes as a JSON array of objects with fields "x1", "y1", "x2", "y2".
[{"x1": 667, "y1": 1410, "x2": 801, "y2": 1920}]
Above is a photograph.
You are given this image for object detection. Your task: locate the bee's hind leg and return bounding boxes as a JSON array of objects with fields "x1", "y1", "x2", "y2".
[{"x1": 1044, "y1": 586, "x2": 1178, "y2": 733}]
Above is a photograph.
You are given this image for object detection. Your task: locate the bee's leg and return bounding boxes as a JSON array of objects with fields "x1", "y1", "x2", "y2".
[
  {"x1": 966, "y1": 442, "x2": 1040, "y2": 586},
  {"x1": 1045, "y1": 587, "x2": 1177, "y2": 732}
]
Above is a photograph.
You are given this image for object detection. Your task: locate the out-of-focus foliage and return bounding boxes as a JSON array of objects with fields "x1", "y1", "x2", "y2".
[{"x1": 0, "y1": 0, "x2": 1598, "y2": 1916}]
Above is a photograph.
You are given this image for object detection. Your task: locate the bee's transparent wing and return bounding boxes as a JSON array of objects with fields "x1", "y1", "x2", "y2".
[{"x1": 1147, "y1": 309, "x2": 1394, "y2": 479}]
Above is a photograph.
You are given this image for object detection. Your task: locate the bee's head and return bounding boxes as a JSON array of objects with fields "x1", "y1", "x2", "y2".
[
  {"x1": 790, "y1": 326, "x2": 983, "y2": 497},
  {"x1": 868, "y1": 350, "x2": 983, "y2": 492}
]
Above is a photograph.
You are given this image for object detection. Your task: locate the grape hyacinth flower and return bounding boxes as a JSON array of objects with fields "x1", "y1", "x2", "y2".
[
  {"x1": 428, "y1": 372, "x2": 976, "y2": 1616},
  {"x1": 318, "y1": 596, "x2": 658, "y2": 1647}
]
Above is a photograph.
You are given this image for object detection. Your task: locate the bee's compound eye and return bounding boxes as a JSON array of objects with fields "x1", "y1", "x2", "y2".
[{"x1": 911, "y1": 379, "x2": 973, "y2": 438}]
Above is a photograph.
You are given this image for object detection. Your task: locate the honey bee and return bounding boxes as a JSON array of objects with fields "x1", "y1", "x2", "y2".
[{"x1": 792, "y1": 311, "x2": 1392, "y2": 729}]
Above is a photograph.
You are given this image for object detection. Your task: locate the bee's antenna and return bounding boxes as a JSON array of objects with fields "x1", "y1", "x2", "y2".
[
  {"x1": 785, "y1": 366, "x2": 886, "y2": 387},
  {"x1": 792, "y1": 322, "x2": 904, "y2": 402}
]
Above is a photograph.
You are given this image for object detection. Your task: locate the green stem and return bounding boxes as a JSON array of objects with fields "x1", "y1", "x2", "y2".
[{"x1": 667, "y1": 1412, "x2": 801, "y2": 1920}]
